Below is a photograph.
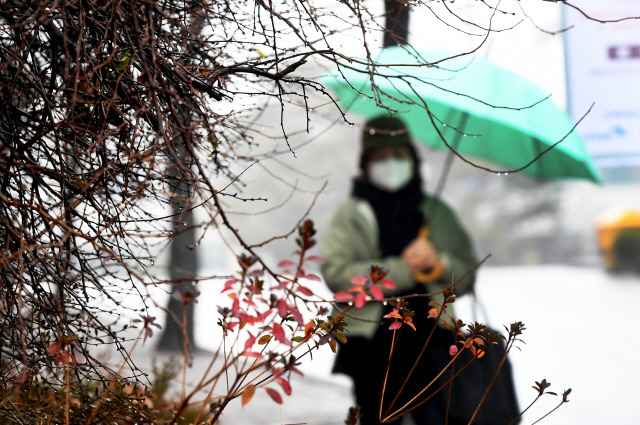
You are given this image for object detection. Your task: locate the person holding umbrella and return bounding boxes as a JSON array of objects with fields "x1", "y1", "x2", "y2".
[{"x1": 321, "y1": 114, "x2": 478, "y2": 425}]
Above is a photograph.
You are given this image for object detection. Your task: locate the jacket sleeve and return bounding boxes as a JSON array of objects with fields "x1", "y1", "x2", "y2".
[
  {"x1": 321, "y1": 201, "x2": 418, "y2": 296},
  {"x1": 427, "y1": 200, "x2": 478, "y2": 296}
]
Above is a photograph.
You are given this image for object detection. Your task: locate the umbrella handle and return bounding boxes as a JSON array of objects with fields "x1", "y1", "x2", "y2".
[{"x1": 413, "y1": 226, "x2": 444, "y2": 283}]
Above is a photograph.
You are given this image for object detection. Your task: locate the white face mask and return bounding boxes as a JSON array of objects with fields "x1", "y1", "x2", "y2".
[{"x1": 368, "y1": 158, "x2": 413, "y2": 192}]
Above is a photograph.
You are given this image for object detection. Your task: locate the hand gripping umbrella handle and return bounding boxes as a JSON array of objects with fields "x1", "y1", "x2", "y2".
[{"x1": 413, "y1": 226, "x2": 444, "y2": 283}]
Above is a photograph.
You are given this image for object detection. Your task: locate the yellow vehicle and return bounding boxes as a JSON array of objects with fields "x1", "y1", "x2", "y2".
[{"x1": 597, "y1": 208, "x2": 640, "y2": 273}]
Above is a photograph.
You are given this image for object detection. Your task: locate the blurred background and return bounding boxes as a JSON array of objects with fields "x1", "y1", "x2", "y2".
[{"x1": 140, "y1": 1, "x2": 640, "y2": 424}]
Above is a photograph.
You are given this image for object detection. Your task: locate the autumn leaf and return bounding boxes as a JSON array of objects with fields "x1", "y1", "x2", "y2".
[
  {"x1": 369, "y1": 285, "x2": 384, "y2": 302},
  {"x1": 113, "y1": 51, "x2": 132, "y2": 71},
  {"x1": 277, "y1": 299, "x2": 288, "y2": 319},
  {"x1": 449, "y1": 345, "x2": 458, "y2": 356},
  {"x1": 272, "y1": 323, "x2": 291, "y2": 346},
  {"x1": 47, "y1": 342, "x2": 62, "y2": 355},
  {"x1": 383, "y1": 309, "x2": 402, "y2": 320},
  {"x1": 242, "y1": 385, "x2": 256, "y2": 407},
  {"x1": 354, "y1": 291, "x2": 367, "y2": 309},
  {"x1": 277, "y1": 377, "x2": 292, "y2": 396},
  {"x1": 258, "y1": 335, "x2": 272, "y2": 345},
  {"x1": 244, "y1": 333, "x2": 256, "y2": 352},
  {"x1": 304, "y1": 320, "x2": 315, "y2": 337},
  {"x1": 350, "y1": 276, "x2": 367, "y2": 286},
  {"x1": 334, "y1": 291, "x2": 354, "y2": 302},
  {"x1": 328, "y1": 337, "x2": 337, "y2": 353},
  {"x1": 296, "y1": 285, "x2": 314, "y2": 296},
  {"x1": 265, "y1": 387, "x2": 283, "y2": 404},
  {"x1": 389, "y1": 322, "x2": 402, "y2": 331},
  {"x1": 334, "y1": 332, "x2": 347, "y2": 344},
  {"x1": 378, "y1": 279, "x2": 396, "y2": 289},
  {"x1": 241, "y1": 351, "x2": 263, "y2": 358},
  {"x1": 302, "y1": 273, "x2": 322, "y2": 282},
  {"x1": 305, "y1": 255, "x2": 324, "y2": 263}
]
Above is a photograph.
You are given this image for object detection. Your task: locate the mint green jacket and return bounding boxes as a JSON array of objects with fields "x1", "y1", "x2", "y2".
[{"x1": 321, "y1": 196, "x2": 477, "y2": 338}]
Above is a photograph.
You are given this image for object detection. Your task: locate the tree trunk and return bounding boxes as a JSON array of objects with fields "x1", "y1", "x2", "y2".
[
  {"x1": 157, "y1": 195, "x2": 198, "y2": 351},
  {"x1": 383, "y1": 0, "x2": 411, "y2": 47},
  {"x1": 156, "y1": 8, "x2": 206, "y2": 353}
]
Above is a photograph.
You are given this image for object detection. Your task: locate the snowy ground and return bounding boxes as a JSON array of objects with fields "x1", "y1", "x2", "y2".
[
  {"x1": 455, "y1": 266, "x2": 640, "y2": 425},
  {"x1": 134, "y1": 265, "x2": 640, "y2": 424}
]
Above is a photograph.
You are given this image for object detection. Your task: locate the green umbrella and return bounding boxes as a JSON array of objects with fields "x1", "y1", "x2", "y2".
[{"x1": 321, "y1": 47, "x2": 602, "y2": 183}]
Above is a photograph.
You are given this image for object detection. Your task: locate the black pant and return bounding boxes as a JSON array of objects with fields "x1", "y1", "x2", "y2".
[{"x1": 333, "y1": 310, "x2": 463, "y2": 425}]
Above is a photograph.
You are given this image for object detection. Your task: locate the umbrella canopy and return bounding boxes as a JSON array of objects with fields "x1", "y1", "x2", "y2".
[{"x1": 321, "y1": 47, "x2": 602, "y2": 183}]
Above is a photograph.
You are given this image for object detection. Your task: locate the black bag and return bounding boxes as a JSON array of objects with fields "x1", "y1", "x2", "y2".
[{"x1": 439, "y1": 329, "x2": 521, "y2": 425}]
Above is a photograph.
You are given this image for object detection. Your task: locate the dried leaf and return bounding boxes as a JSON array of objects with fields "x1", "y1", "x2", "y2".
[
  {"x1": 258, "y1": 335, "x2": 272, "y2": 345},
  {"x1": 242, "y1": 385, "x2": 256, "y2": 407},
  {"x1": 328, "y1": 337, "x2": 337, "y2": 353}
]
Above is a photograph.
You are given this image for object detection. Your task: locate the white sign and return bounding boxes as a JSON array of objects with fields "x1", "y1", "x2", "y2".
[{"x1": 564, "y1": 1, "x2": 640, "y2": 168}]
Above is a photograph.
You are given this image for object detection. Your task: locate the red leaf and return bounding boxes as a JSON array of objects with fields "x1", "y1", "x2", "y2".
[
  {"x1": 378, "y1": 279, "x2": 396, "y2": 289},
  {"x1": 305, "y1": 255, "x2": 325, "y2": 264},
  {"x1": 265, "y1": 387, "x2": 283, "y2": 404},
  {"x1": 47, "y1": 342, "x2": 61, "y2": 355},
  {"x1": 231, "y1": 298, "x2": 240, "y2": 315},
  {"x1": 277, "y1": 377, "x2": 292, "y2": 396},
  {"x1": 239, "y1": 313, "x2": 256, "y2": 324},
  {"x1": 303, "y1": 273, "x2": 322, "y2": 282},
  {"x1": 296, "y1": 285, "x2": 314, "y2": 296},
  {"x1": 255, "y1": 309, "x2": 272, "y2": 323},
  {"x1": 278, "y1": 260, "x2": 295, "y2": 268},
  {"x1": 241, "y1": 351, "x2": 264, "y2": 358},
  {"x1": 350, "y1": 276, "x2": 366, "y2": 286},
  {"x1": 334, "y1": 291, "x2": 354, "y2": 302},
  {"x1": 272, "y1": 323, "x2": 291, "y2": 346},
  {"x1": 277, "y1": 299, "x2": 288, "y2": 319},
  {"x1": 289, "y1": 305, "x2": 304, "y2": 325},
  {"x1": 449, "y1": 345, "x2": 459, "y2": 356},
  {"x1": 369, "y1": 286, "x2": 384, "y2": 302},
  {"x1": 389, "y1": 321, "x2": 402, "y2": 330},
  {"x1": 354, "y1": 291, "x2": 367, "y2": 309},
  {"x1": 272, "y1": 280, "x2": 290, "y2": 290},
  {"x1": 244, "y1": 333, "x2": 256, "y2": 352},
  {"x1": 383, "y1": 309, "x2": 402, "y2": 319},
  {"x1": 221, "y1": 279, "x2": 237, "y2": 293}
]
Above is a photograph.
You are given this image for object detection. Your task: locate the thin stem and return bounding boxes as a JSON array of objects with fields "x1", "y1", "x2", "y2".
[
  {"x1": 65, "y1": 364, "x2": 70, "y2": 425},
  {"x1": 85, "y1": 327, "x2": 144, "y2": 425}
]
